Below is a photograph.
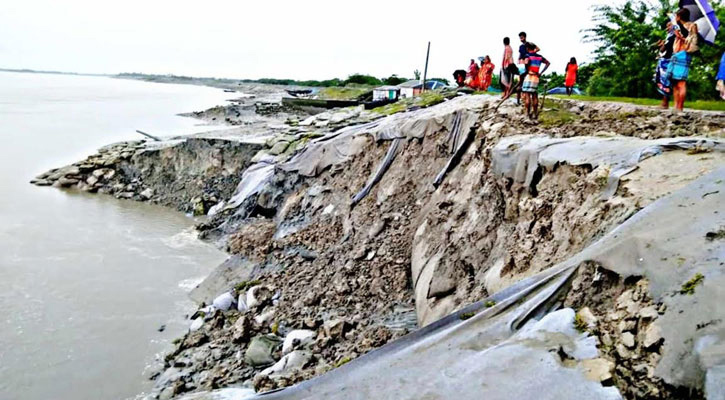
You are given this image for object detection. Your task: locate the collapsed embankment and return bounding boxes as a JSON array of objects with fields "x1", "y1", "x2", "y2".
[
  {"x1": 32, "y1": 137, "x2": 262, "y2": 215},
  {"x1": 32, "y1": 95, "x2": 725, "y2": 400}
]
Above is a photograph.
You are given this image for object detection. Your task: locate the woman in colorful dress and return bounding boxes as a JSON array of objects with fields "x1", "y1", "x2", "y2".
[
  {"x1": 564, "y1": 57, "x2": 578, "y2": 96},
  {"x1": 465, "y1": 59, "x2": 480, "y2": 89},
  {"x1": 479, "y1": 56, "x2": 495, "y2": 92}
]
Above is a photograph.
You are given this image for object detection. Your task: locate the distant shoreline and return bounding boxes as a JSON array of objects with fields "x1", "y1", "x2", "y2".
[{"x1": 0, "y1": 67, "x2": 108, "y2": 77}]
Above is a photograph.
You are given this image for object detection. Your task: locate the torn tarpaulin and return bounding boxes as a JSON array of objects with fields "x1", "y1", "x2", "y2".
[
  {"x1": 492, "y1": 135, "x2": 725, "y2": 199},
  {"x1": 248, "y1": 168, "x2": 725, "y2": 400}
]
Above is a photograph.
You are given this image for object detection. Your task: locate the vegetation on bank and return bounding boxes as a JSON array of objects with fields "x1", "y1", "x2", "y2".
[{"x1": 552, "y1": 95, "x2": 725, "y2": 111}]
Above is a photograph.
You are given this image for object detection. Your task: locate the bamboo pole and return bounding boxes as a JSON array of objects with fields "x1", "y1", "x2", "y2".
[
  {"x1": 422, "y1": 41, "x2": 431, "y2": 92},
  {"x1": 136, "y1": 130, "x2": 162, "y2": 141}
]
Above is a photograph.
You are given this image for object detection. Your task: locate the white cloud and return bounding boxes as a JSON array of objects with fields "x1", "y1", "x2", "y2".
[{"x1": 0, "y1": 0, "x2": 619, "y2": 80}]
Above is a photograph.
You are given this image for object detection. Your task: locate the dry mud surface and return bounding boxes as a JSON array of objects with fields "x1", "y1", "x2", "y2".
[{"x1": 33, "y1": 94, "x2": 725, "y2": 400}]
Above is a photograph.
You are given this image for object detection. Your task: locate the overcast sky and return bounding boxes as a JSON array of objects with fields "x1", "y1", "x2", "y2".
[{"x1": 1, "y1": 0, "x2": 622, "y2": 81}]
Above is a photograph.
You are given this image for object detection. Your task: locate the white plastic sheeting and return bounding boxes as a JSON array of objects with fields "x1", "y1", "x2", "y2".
[
  {"x1": 492, "y1": 135, "x2": 725, "y2": 199},
  {"x1": 249, "y1": 167, "x2": 725, "y2": 399}
]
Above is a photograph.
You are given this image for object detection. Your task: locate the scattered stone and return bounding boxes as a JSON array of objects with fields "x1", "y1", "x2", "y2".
[
  {"x1": 616, "y1": 343, "x2": 632, "y2": 359},
  {"x1": 643, "y1": 324, "x2": 663, "y2": 349},
  {"x1": 324, "y1": 319, "x2": 347, "y2": 341},
  {"x1": 190, "y1": 317, "x2": 204, "y2": 332},
  {"x1": 282, "y1": 330, "x2": 316, "y2": 354},
  {"x1": 212, "y1": 292, "x2": 236, "y2": 311},
  {"x1": 245, "y1": 335, "x2": 282, "y2": 367},
  {"x1": 622, "y1": 332, "x2": 636, "y2": 348},
  {"x1": 247, "y1": 286, "x2": 273, "y2": 309},
  {"x1": 638, "y1": 306, "x2": 659, "y2": 321},
  {"x1": 31, "y1": 178, "x2": 51, "y2": 186},
  {"x1": 577, "y1": 307, "x2": 598, "y2": 330},
  {"x1": 140, "y1": 188, "x2": 155, "y2": 200},
  {"x1": 580, "y1": 358, "x2": 615, "y2": 382},
  {"x1": 57, "y1": 177, "x2": 79, "y2": 187},
  {"x1": 254, "y1": 308, "x2": 276, "y2": 326},
  {"x1": 232, "y1": 316, "x2": 252, "y2": 343},
  {"x1": 618, "y1": 319, "x2": 637, "y2": 333},
  {"x1": 260, "y1": 350, "x2": 311, "y2": 377},
  {"x1": 322, "y1": 204, "x2": 335, "y2": 215}
]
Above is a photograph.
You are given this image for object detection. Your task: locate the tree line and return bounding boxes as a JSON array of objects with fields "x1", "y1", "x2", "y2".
[{"x1": 574, "y1": 0, "x2": 725, "y2": 100}]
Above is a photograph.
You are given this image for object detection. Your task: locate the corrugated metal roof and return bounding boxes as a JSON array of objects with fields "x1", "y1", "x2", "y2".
[
  {"x1": 374, "y1": 86, "x2": 401, "y2": 91},
  {"x1": 398, "y1": 80, "x2": 423, "y2": 88}
]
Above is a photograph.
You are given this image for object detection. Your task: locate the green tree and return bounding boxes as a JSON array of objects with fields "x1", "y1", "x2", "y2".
[
  {"x1": 584, "y1": 0, "x2": 670, "y2": 97},
  {"x1": 584, "y1": 0, "x2": 725, "y2": 100},
  {"x1": 345, "y1": 74, "x2": 383, "y2": 86},
  {"x1": 382, "y1": 75, "x2": 407, "y2": 85}
]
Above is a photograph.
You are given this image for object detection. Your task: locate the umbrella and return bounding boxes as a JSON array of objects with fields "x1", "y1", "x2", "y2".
[{"x1": 680, "y1": 0, "x2": 720, "y2": 44}]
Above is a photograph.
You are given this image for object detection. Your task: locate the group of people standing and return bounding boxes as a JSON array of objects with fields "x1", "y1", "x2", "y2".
[
  {"x1": 462, "y1": 56, "x2": 496, "y2": 92},
  {"x1": 454, "y1": 32, "x2": 579, "y2": 119}
]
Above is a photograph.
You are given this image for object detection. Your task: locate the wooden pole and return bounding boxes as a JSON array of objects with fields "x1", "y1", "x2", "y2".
[
  {"x1": 422, "y1": 41, "x2": 430, "y2": 92},
  {"x1": 136, "y1": 130, "x2": 162, "y2": 141}
]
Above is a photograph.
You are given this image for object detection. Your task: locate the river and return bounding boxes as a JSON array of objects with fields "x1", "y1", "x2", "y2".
[{"x1": 0, "y1": 71, "x2": 231, "y2": 400}]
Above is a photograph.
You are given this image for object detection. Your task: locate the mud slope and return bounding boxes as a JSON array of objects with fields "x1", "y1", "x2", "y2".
[{"x1": 147, "y1": 96, "x2": 725, "y2": 400}]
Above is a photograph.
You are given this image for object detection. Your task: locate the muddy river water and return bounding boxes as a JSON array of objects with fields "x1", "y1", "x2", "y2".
[{"x1": 0, "y1": 71, "x2": 232, "y2": 400}]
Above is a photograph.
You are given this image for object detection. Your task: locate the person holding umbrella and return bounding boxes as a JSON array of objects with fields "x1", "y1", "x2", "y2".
[{"x1": 665, "y1": 8, "x2": 699, "y2": 111}]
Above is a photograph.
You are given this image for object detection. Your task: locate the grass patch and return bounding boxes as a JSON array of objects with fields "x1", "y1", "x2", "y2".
[
  {"x1": 316, "y1": 86, "x2": 371, "y2": 100},
  {"x1": 371, "y1": 91, "x2": 448, "y2": 116},
  {"x1": 539, "y1": 100, "x2": 579, "y2": 127},
  {"x1": 553, "y1": 95, "x2": 725, "y2": 112},
  {"x1": 681, "y1": 273, "x2": 705, "y2": 295},
  {"x1": 459, "y1": 312, "x2": 476, "y2": 321},
  {"x1": 574, "y1": 313, "x2": 588, "y2": 333},
  {"x1": 334, "y1": 357, "x2": 352, "y2": 368},
  {"x1": 234, "y1": 280, "x2": 261, "y2": 293},
  {"x1": 485, "y1": 300, "x2": 496, "y2": 308}
]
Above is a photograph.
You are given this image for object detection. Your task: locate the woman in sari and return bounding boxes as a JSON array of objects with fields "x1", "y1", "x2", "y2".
[
  {"x1": 564, "y1": 57, "x2": 578, "y2": 96},
  {"x1": 479, "y1": 56, "x2": 495, "y2": 91},
  {"x1": 465, "y1": 59, "x2": 480, "y2": 89}
]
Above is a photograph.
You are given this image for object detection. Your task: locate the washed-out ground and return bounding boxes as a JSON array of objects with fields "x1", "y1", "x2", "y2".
[{"x1": 33, "y1": 86, "x2": 725, "y2": 400}]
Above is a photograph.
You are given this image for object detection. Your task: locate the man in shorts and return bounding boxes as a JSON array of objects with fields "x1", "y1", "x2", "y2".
[
  {"x1": 521, "y1": 42, "x2": 550, "y2": 119},
  {"x1": 517, "y1": 32, "x2": 540, "y2": 105}
]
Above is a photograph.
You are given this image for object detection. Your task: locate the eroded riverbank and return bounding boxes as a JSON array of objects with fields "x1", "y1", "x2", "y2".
[{"x1": 32, "y1": 85, "x2": 725, "y2": 399}]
